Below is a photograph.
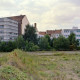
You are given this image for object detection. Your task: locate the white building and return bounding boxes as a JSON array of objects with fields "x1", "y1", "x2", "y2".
[
  {"x1": 49, "y1": 27, "x2": 80, "y2": 45},
  {"x1": 0, "y1": 18, "x2": 18, "y2": 41},
  {"x1": 8, "y1": 15, "x2": 29, "y2": 36},
  {"x1": 38, "y1": 32, "x2": 46, "y2": 38},
  {"x1": 62, "y1": 27, "x2": 80, "y2": 43},
  {"x1": 51, "y1": 30, "x2": 62, "y2": 39}
]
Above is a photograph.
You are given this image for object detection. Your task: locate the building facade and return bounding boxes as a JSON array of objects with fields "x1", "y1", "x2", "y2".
[
  {"x1": 62, "y1": 27, "x2": 80, "y2": 43},
  {"x1": 51, "y1": 30, "x2": 62, "y2": 39},
  {"x1": 0, "y1": 18, "x2": 18, "y2": 41},
  {"x1": 38, "y1": 32, "x2": 46, "y2": 38},
  {"x1": 8, "y1": 15, "x2": 29, "y2": 36},
  {"x1": 39, "y1": 27, "x2": 80, "y2": 45}
]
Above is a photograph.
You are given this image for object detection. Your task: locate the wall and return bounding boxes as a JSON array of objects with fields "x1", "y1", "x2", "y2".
[{"x1": 22, "y1": 16, "x2": 29, "y2": 35}]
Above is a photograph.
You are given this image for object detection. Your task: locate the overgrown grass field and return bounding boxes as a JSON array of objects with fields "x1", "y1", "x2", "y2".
[{"x1": 0, "y1": 50, "x2": 80, "y2": 80}]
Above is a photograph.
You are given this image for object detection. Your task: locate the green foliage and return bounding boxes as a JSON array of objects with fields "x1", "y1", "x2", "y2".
[
  {"x1": 15, "y1": 36, "x2": 25, "y2": 50},
  {"x1": 6, "y1": 41, "x2": 17, "y2": 52},
  {"x1": 68, "y1": 33, "x2": 79, "y2": 50},
  {"x1": 38, "y1": 37, "x2": 51, "y2": 51},
  {"x1": 25, "y1": 41, "x2": 39, "y2": 51},
  {"x1": 23, "y1": 25, "x2": 37, "y2": 44},
  {"x1": 53, "y1": 36, "x2": 70, "y2": 51},
  {"x1": 1, "y1": 50, "x2": 80, "y2": 79},
  {"x1": 0, "y1": 65, "x2": 28, "y2": 80},
  {"x1": 0, "y1": 41, "x2": 16, "y2": 52},
  {"x1": 45, "y1": 35, "x2": 51, "y2": 45},
  {"x1": 77, "y1": 46, "x2": 80, "y2": 50}
]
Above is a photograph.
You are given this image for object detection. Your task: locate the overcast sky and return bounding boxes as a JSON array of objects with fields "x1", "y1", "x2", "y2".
[{"x1": 0, "y1": 0, "x2": 80, "y2": 31}]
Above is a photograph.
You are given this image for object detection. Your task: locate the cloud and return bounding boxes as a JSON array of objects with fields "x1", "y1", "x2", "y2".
[{"x1": 0, "y1": 0, "x2": 80, "y2": 31}]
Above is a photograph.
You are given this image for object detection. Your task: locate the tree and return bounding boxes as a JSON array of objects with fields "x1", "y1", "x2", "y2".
[
  {"x1": 25, "y1": 41, "x2": 39, "y2": 51},
  {"x1": 68, "y1": 33, "x2": 79, "y2": 50},
  {"x1": 15, "y1": 36, "x2": 25, "y2": 50},
  {"x1": 0, "y1": 42, "x2": 6, "y2": 52},
  {"x1": 53, "y1": 36, "x2": 69, "y2": 51},
  {"x1": 0, "y1": 41, "x2": 16, "y2": 52},
  {"x1": 23, "y1": 25, "x2": 37, "y2": 44},
  {"x1": 45, "y1": 35, "x2": 51, "y2": 45},
  {"x1": 38, "y1": 37, "x2": 51, "y2": 51},
  {"x1": 5, "y1": 41, "x2": 17, "y2": 52}
]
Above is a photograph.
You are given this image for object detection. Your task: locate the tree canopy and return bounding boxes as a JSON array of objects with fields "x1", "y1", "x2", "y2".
[
  {"x1": 23, "y1": 25, "x2": 37, "y2": 44},
  {"x1": 53, "y1": 36, "x2": 70, "y2": 51}
]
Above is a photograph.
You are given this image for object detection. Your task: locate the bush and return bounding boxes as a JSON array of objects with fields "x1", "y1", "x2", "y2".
[
  {"x1": 15, "y1": 36, "x2": 25, "y2": 50},
  {"x1": 53, "y1": 36, "x2": 69, "y2": 51},
  {"x1": 0, "y1": 41, "x2": 16, "y2": 52},
  {"x1": 69, "y1": 44, "x2": 76, "y2": 51},
  {"x1": 25, "y1": 41, "x2": 39, "y2": 51},
  {"x1": 38, "y1": 37, "x2": 51, "y2": 51},
  {"x1": 77, "y1": 46, "x2": 80, "y2": 50}
]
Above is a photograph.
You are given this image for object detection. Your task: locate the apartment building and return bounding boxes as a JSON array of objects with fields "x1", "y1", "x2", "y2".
[
  {"x1": 0, "y1": 15, "x2": 30, "y2": 41},
  {"x1": 38, "y1": 27, "x2": 80, "y2": 44},
  {"x1": 0, "y1": 18, "x2": 18, "y2": 41},
  {"x1": 62, "y1": 27, "x2": 80, "y2": 43},
  {"x1": 7, "y1": 15, "x2": 29, "y2": 36},
  {"x1": 51, "y1": 30, "x2": 62, "y2": 39}
]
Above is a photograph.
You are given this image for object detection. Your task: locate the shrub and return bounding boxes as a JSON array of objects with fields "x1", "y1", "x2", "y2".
[
  {"x1": 0, "y1": 41, "x2": 17, "y2": 52},
  {"x1": 77, "y1": 46, "x2": 80, "y2": 50},
  {"x1": 53, "y1": 36, "x2": 69, "y2": 51},
  {"x1": 15, "y1": 36, "x2": 25, "y2": 50},
  {"x1": 25, "y1": 41, "x2": 39, "y2": 51},
  {"x1": 38, "y1": 37, "x2": 51, "y2": 51}
]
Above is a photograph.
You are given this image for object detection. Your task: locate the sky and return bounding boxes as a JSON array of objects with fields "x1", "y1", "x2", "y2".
[{"x1": 0, "y1": 0, "x2": 80, "y2": 31}]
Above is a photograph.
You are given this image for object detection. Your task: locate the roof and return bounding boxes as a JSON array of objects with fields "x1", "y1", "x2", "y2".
[
  {"x1": 46, "y1": 30, "x2": 55, "y2": 34},
  {"x1": 7, "y1": 15, "x2": 26, "y2": 23},
  {"x1": 39, "y1": 32, "x2": 46, "y2": 35},
  {"x1": 46, "y1": 30, "x2": 62, "y2": 36},
  {"x1": 46, "y1": 30, "x2": 55, "y2": 35},
  {"x1": 54, "y1": 30, "x2": 62, "y2": 34}
]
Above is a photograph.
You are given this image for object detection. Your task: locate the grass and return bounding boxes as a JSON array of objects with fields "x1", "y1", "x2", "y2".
[{"x1": 0, "y1": 50, "x2": 80, "y2": 80}]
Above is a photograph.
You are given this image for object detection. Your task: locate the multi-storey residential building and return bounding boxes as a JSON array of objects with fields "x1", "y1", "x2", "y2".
[
  {"x1": 0, "y1": 18, "x2": 18, "y2": 41},
  {"x1": 7, "y1": 15, "x2": 29, "y2": 36},
  {"x1": 39, "y1": 27, "x2": 80, "y2": 45},
  {"x1": 62, "y1": 27, "x2": 80, "y2": 43},
  {"x1": 51, "y1": 30, "x2": 62, "y2": 39},
  {"x1": 0, "y1": 15, "x2": 30, "y2": 41}
]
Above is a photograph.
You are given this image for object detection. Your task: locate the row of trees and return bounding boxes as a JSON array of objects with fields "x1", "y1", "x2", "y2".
[{"x1": 0, "y1": 25, "x2": 79, "y2": 52}]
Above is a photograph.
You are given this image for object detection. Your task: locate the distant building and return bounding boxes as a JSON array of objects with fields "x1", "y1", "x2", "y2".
[
  {"x1": 7, "y1": 15, "x2": 29, "y2": 36},
  {"x1": 62, "y1": 27, "x2": 80, "y2": 44},
  {"x1": 38, "y1": 32, "x2": 46, "y2": 38},
  {"x1": 46, "y1": 30, "x2": 55, "y2": 36},
  {"x1": 0, "y1": 18, "x2": 18, "y2": 41},
  {"x1": 51, "y1": 30, "x2": 62, "y2": 39},
  {"x1": 40, "y1": 27, "x2": 80, "y2": 45},
  {"x1": 0, "y1": 15, "x2": 30, "y2": 41}
]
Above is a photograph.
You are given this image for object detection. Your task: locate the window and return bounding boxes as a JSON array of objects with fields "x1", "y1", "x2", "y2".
[
  {"x1": 10, "y1": 37, "x2": 12, "y2": 40},
  {"x1": 0, "y1": 25, "x2": 4, "y2": 28},
  {"x1": 0, "y1": 36, "x2": 4, "y2": 40},
  {"x1": 9, "y1": 32, "x2": 12, "y2": 34},
  {"x1": 0, "y1": 30, "x2": 4, "y2": 33},
  {"x1": 64, "y1": 30, "x2": 69, "y2": 33},
  {"x1": 77, "y1": 30, "x2": 80, "y2": 32},
  {"x1": 14, "y1": 33, "x2": 18, "y2": 35}
]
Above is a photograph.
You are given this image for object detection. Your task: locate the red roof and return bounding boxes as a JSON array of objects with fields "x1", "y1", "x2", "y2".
[
  {"x1": 7, "y1": 15, "x2": 26, "y2": 23},
  {"x1": 46, "y1": 30, "x2": 55, "y2": 34},
  {"x1": 54, "y1": 30, "x2": 62, "y2": 34},
  {"x1": 39, "y1": 32, "x2": 46, "y2": 35}
]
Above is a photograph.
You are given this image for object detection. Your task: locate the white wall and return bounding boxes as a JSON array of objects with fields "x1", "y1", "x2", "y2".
[{"x1": 22, "y1": 16, "x2": 29, "y2": 34}]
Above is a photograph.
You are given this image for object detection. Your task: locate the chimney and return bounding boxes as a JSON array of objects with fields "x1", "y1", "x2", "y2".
[{"x1": 34, "y1": 23, "x2": 37, "y2": 28}]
